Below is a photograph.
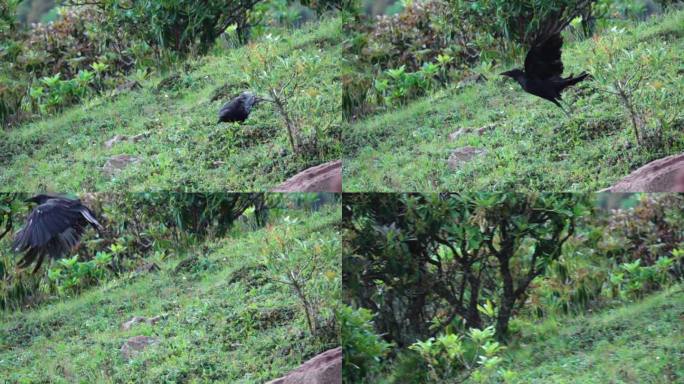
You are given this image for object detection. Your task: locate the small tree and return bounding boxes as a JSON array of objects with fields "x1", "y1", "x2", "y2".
[
  {"x1": 261, "y1": 217, "x2": 337, "y2": 337},
  {"x1": 344, "y1": 193, "x2": 589, "y2": 345}
]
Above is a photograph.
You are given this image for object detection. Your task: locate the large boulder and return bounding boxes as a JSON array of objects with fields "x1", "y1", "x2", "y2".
[
  {"x1": 601, "y1": 153, "x2": 684, "y2": 192},
  {"x1": 266, "y1": 347, "x2": 342, "y2": 384},
  {"x1": 273, "y1": 160, "x2": 342, "y2": 192}
]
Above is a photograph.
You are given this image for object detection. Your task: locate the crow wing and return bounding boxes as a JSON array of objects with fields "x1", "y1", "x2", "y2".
[
  {"x1": 12, "y1": 199, "x2": 100, "y2": 271},
  {"x1": 13, "y1": 202, "x2": 83, "y2": 251},
  {"x1": 524, "y1": 33, "x2": 564, "y2": 80},
  {"x1": 218, "y1": 97, "x2": 243, "y2": 122}
]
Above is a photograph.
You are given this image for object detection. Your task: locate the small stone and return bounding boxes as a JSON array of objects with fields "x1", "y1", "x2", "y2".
[
  {"x1": 477, "y1": 124, "x2": 496, "y2": 136},
  {"x1": 103, "y1": 154, "x2": 140, "y2": 177},
  {"x1": 457, "y1": 74, "x2": 487, "y2": 87},
  {"x1": 122, "y1": 314, "x2": 165, "y2": 331},
  {"x1": 120, "y1": 336, "x2": 159, "y2": 360},
  {"x1": 131, "y1": 132, "x2": 151, "y2": 142},
  {"x1": 448, "y1": 128, "x2": 471, "y2": 141},
  {"x1": 105, "y1": 135, "x2": 127, "y2": 149},
  {"x1": 447, "y1": 147, "x2": 487, "y2": 170},
  {"x1": 115, "y1": 80, "x2": 141, "y2": 95}
]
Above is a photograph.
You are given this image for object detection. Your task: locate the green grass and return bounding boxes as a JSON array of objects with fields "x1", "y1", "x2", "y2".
[
  {"x1": 0, "y1": 206, "x2": 340, "y2": 383},
  {"x1": 0, "y1": 19, "x2": 341, "y2": 192},
  {"x1": 493, "y1": 285, "x2": 684, "y2": 384},
  {"x1": 343, "y1": 11, "x2": 684, "y2": 192}
]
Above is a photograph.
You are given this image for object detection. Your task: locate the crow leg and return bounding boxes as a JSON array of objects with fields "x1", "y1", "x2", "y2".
[
  {"x1": 553, "y1": 96, "x2": 572, "y2": 117},
  {"x1": 558, "y1": 97, "x2": 575, "y2": 113},
  {"x1": 550, "y1": 99, "x2": 571, "y2": 118}
]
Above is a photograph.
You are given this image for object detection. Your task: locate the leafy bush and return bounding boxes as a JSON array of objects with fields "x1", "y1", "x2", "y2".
[
  {"x1": 609, "y1": 252, "x2": 682, "y2": 299},
  {"x1": 47, "y1": 251, "x2": 113, "y2": 295},
  {"x1": 605, "y1": 194, "x2": 684, "y2": 270},
  {"x1": 409, "y1": 325, "x2": 513, "y2": 383},
  {"x1": 261, "y1": 215, "x2": 340, "y2": 337},
  {"x1": 1, "y1": 5, "x2": 138, "y2": 126},
  {"x1": 340, "y1": 305, "x2": 392, "y2": 383},
  {"x1": 80, "y1": 0, "x2": 264, "y2": 56}
]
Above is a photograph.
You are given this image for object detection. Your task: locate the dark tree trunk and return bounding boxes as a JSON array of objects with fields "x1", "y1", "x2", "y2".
[
  {"x1": 496, "y1": 251, "x2": 515, "y2": 342},
  {"x1": 465, "y1": 273, "x2": 483, "y2": 329}
]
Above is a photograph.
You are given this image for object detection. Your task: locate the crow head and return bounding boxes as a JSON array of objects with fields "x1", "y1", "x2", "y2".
[
  {"x1": 500, "y1": 69, "x2": 525, "y2": 82},
  {"x1": 239, "y1": 92, "x2": 257, "y2": 110},
  {"x1": 24, "y1": 194, "x2": 57, "y2": 205}
]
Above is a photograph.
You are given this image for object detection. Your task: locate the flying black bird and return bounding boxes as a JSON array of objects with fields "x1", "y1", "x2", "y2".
[
  {"x1": 501, "y1": 33, "x2": 589, "y2": 115},
  {"x1": 12, "y1": 194, "x2": 103, "y2": 273},
  {"x1": 217, "y1": 91, "x2": 262, "y2": 123}
]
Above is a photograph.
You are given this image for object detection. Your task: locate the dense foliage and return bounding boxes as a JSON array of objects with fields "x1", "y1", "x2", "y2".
[
  {"x1": 344, "y1": 193, "x2": 588, "y2": 344},
  {"x1": 342, "y1": 193, "x2": 684, "y2": 383}
]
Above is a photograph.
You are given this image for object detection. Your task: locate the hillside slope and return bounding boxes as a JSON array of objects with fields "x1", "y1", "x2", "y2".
[
  {"x1": 343, "y1": 11, "x2": 684, "y2": 192},
  {"x1": 0, "y1": 19, "x2": 341, "y2": 192},
  {"x1": 0, "y1": 207, "x2": 340, "y2": 383},
  {"x1": 489, "y1": 285, "x2": 684, "y2": 384}
]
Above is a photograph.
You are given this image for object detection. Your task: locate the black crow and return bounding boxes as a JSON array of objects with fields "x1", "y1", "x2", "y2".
[
  {"x1": 12, "y1": 194, "x2": 103, "y2": 273},
  {"x1": 501, "y1": 33, "x2": 589, "y2": 115},
  {"x1": 217, "y1": 91, "x2": 261, "y2": 123}
]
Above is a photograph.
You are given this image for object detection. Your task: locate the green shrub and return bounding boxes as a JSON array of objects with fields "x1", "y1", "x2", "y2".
[
  {"x1": 340, "y1": 305, "x2": 392, "y2": 383},
  {"x1": 82, "y1": 0, "x2": 264, "y2": 56},
  {"x1": 47, "y1": 251, "x2": 113, "y2": 295},
  {"x1": 605, "y1": 194, "x2": 684, "y2": 271},
  {"x1": 408, "y1": 325, "x2": 512, "y2": 383}
]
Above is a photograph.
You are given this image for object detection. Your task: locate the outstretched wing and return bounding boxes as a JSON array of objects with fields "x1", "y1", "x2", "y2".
[
  {"x1": 12, "y1": 199, "x2": 96, "y2": 272},
  {"x1": 524, "y1": 33, "x2": 564, "y2": 80}
]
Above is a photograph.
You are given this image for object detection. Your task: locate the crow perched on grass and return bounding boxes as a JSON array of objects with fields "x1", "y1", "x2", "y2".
[
  {"x1": 13, "y1": 195, "x2": 103, "y2": 273},
  {"x1": 217, "y1": 91, "x2": 263, "y2": 123},
  {"x1": 501, "y1": 33, "x2": 589, "y2": 116}
]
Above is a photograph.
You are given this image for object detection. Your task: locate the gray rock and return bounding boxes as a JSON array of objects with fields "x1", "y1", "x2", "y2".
[
  {"x1": 104, "y1": 135, "x2": 127, "y2": 149},
  {"x1": 477, "y1": 124, "x2": 496, "y2": 136},
  {"x1": 121, "y1": 315, "x2": 163, "y2": 331},
  {"x1": 457, "y1": 74, "x2": 487, "y2": 88},
  {"x1": 601, "y1": 152, "x2": 684, "y2": 192},
  {"x1": 103, "y1": 155, "x2": 140, "y2": 177},
  {"x1": 448, "y1": 147, "x2": 487, "y2": 170},
  {"x1": 120, "y1": 336, "x2": 159, "y2": 360},
  {"x1": 448, "y1": 128, "x2": 471, "y2": 141},
  {"x1": 272, "y1": 160, "x2": 342, "y2": 192},
  {"x1": 266, "y1": 347, "x2": 342, "y2": 384}
]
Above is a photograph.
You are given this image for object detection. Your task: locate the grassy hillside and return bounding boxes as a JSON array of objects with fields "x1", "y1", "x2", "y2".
[
  {"x1": 0, "y1": 206, "x2": 340, "y2": 383},
  {"x1": 0, "y1": 19, "x2": 341, "y2": 192},
  {"x1": 343, "y1": 10, "x2": 684, "y2": 192},
  {"x1": 494, "y1": 285, "x2": 684, "y2": 384}
]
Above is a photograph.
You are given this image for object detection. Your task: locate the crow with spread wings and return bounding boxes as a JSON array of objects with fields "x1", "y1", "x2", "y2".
[
  {"x1": 12, "y1": 194, "x2": 103, "y2": 273},
  {"x1": 500, "y1": 2, "x2": 592, "y2": 116}
]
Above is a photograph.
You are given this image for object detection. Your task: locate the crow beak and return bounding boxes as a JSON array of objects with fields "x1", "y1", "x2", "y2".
[{"x1": 500, "y1": 71, "x2": 512, "y2": 77}]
